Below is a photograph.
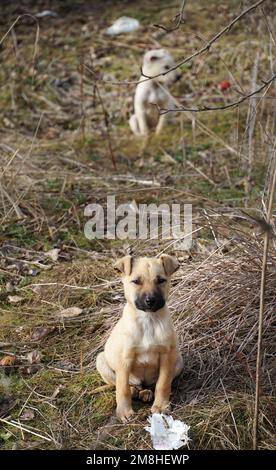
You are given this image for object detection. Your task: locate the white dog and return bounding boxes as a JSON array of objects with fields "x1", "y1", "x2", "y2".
[{"x1": 129, "y1": 49, "x2": 181, "y2": 136}]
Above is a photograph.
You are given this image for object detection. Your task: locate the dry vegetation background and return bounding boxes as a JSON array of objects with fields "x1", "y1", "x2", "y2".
[{"x1": 0, "y1": 0, "x2": 275, "y2": 450}]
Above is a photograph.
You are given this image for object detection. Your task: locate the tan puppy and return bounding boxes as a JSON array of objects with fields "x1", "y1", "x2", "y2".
[
  {"x1": 96, "y1": 255, "x2": 183, "y2": 422},
  {"x1": 129, "y1": 49, "x2": 181, "y2": 136}
]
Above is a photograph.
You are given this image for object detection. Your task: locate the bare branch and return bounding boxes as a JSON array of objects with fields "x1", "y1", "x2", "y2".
[
  {"x1": 153, "y1": 0, "x2": 188, "y2": 32},
  {"x1": 159, "y1": 73, "x2": 276, "y2": 114}
]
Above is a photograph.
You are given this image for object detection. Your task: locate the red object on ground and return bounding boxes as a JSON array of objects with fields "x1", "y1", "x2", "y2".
[{"x1": 218, "y1": 80, "x2": 231, "y2": 92}]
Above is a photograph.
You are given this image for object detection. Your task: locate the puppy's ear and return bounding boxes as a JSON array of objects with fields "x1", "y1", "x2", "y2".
[
  {"x1": 160, "y1": 254, "x2": 179, "y2": 276},
  {"x1": 114, "y1": 255, "x2": 133, "y2": 276}
]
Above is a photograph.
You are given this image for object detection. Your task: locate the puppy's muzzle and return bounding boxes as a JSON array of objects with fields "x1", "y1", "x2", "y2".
[
  {"x1": 145, "y1": 295, "x2": 156, "y2": 309},
  {"x1": 135, "y1": 291, "x2": 165, "y2": 312}
]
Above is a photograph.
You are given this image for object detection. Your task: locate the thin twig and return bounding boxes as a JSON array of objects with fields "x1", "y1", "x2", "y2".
[
  {"x1": 0, "y1": 183, "x2": 24, "y2": 219},
  {"x1": 187, "y1": 160, "x2": 217, "y2": 187}
]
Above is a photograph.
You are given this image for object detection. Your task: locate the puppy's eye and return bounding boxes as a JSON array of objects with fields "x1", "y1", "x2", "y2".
[
  {"x1": 164, "y1": 65, "x2": 170, "y2": 70},
  {"x1": 157, "y1": 278, "x2": 166, "y2": 284},
  {"x1": 132, "y1": 279, "x2": 141, "y2": 285}
]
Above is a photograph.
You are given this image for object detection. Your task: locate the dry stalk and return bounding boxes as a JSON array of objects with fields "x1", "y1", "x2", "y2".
[
  {"x1": 94, "y1": 83, "x2": 117, "y2": 170},
  {"x1": 79, "y1": 58, "x2": 86, "y2": 141},
  {"x1": 244, "y1": 51, "x2": 260, "y2": 182},
  {"x1": 253, "y1": 153, "x2": 276, "y2": 450}
]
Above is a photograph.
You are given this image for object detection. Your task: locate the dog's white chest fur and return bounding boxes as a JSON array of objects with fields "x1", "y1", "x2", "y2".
[
  {"x1": 148, "y1": 87, "x2": 167, "y2": 107},
  {"x1": 134, "y1": 312, "x2": 169, "y2": 364}
]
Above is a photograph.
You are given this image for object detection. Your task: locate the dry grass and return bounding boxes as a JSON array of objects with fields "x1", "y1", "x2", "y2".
[{"x1": 0, "y1": 0, "x2": 275, "y2": 451}]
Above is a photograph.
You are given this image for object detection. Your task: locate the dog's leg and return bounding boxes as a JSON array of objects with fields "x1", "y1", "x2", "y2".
[
  {"x1": 173, "y1": 354, "x2": 184, "y2": 379},
  {"x1": 129, "y1": 112, "x2": 150, "y2": 161},
  {"x1": 151, "y1": 348, "x2": 176, "y2": 414},
  {"x1": 129, "y1": 114, "x2": 141, "y2": 136},
  {"x1": 96, "y1": 352, "x2": 115, "y2": 385},
  {"x1": 116, "y1": 366, "x2": 134, "y2": 422},
  {"x1": 136, "y1": 108, "x2": 150, "y2": 137},
  {"x1": 155, "y1": 114, "x2": 167, "y2": 135}
]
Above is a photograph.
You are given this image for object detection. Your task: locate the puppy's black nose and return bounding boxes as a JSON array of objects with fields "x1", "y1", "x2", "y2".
[
  {"x1": 145, "y1": 295, "x2": 156, "y2": 307},
  {"x1": 175, "y1": 73, "x2": 181, "y2": 82}
]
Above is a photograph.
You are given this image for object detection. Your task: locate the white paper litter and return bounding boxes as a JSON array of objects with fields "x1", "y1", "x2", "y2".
[
  {"x1": 105, "y1": 17, "x2": 140, "y2": 36},
  {"x1": 145, "y1": 413, "x2": 190, "y2": 450}
]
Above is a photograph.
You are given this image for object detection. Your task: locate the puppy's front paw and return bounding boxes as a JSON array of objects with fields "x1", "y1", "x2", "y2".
[
  {"x1": 116, "y1": 405, "x2": 134, "y2": 422},
  {"x1": 139, "y1": 389, "x2": 153, "y2": 403},
  {"x1": 151, "y1": 401, "x2": 171, "y2": 414},
  {"x1": 130, "y1": 386, "x2": 140, "y2": 399}
]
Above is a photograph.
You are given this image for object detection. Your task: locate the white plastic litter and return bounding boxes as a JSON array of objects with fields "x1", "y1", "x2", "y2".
[
  {"x1": 145, "y1": 413, "x2": 190, "y2": 450},
  {"x1": 35, "y1": 10, "x2": 58, "y2": 18},
  {"x1": 105, "y1": 17, "x2": 140, "y2": 36}
]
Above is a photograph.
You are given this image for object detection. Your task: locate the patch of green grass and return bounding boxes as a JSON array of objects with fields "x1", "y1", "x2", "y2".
[
  {"x1": 17, "y1": 276, "x2": 33, "y2": 288},
  {"x1": 0, "y1": 224, "x2": 39, "y2": 248},
  {"x1": 45, "y1": 178, "x2": 63, "y2": 192},
  {"x1": 182, "y1": 143, "x2": 212, "y2": 162},
  {"x1": 58, "y1": 227, "x2": 94, "y2": 250},
  {"x1": 0, "y1": 368, "x2": 118, "y2": 449}
]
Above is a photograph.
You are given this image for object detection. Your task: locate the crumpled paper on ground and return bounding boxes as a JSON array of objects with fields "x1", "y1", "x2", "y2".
[
  {"x1": 105, "y1": 17, "x2": 140, "y2": 36},
  {"x1": 145, "y1": 413, "x2": 190, "y2": 450}
]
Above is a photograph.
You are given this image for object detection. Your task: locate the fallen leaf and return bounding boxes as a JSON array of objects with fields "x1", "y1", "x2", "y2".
[
  {"x1": 0, "y1": 355, "x2": 16, "y2": 366},
  {"x1": 27, "y1": 350, "x2": 42, "y2": 364},
  {"x1": 45, "y1": 248, "x2": 60, "y2": 261},
  {"x1": 8, "y1": 295, "x2": 24, "y2": 304},
  {"x1": 22, "y1": 352, "x2": 42, "y2": 376},
  {"x1": 58, "y1": 307, "x2": 83, "y2": 318},
  {"x1": 20, "y1": 409, "x2": 35, "y2": 421},
  {"x1": 31, "y1": 326, "x2": 56, "y2": 342}
]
